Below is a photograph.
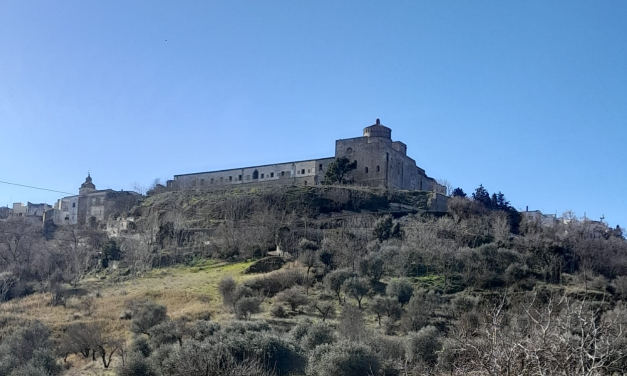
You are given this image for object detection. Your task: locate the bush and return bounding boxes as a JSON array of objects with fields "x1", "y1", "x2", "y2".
[
  {"x1": 405, "y1": 325, "x2": 441, "y2": 366},
  {"x1": 338, "y1": 304, "x2": 366, "y2": 342},
  {"x1": 193, "y1": 320, "x2": 221, "y2": 341},
  {"x1": 302, "y1": 322, "x2": 335, "y2": 350},
  {"x1": 161, "y1": 341, "x2": 272, "y2": 376},
  {"x1": 218, "y1": 275, "x2": 238, "y2": 309},
  {"x1": 130, "y1": 335, "x2": 152, "y2": 357},
  {"x1": 290, "y1": 319, "x2": 312, "y2": 342},
  {"x1": 386, "y1": 278, "x2": 414, "y2": 306},
  {"x1": 271, "y1": 304, "x2": 288, "y2": 318},
  {"x1": 117, "y1": 354, "x2": 157, "y2": 376},
  {"x1": 245, "y1": 269, "x2": 305, "y2": 296},
  {"x1": 250, "y1": 333, "x2": 306, "y2": 376},
  {"x1": 223, "y1": 320, "x2": 270, "y2": 335},
  {"x1": 307, "y1": 341, "x2": 380, "y2": 376},
  {"x1": 275, "y1": 286, "x2": 309, "y2": 312}
]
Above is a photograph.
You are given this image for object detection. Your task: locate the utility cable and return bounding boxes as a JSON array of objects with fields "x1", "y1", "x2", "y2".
[{"x1": 0, "y1": 180, "x2": 74, "y2": 196}]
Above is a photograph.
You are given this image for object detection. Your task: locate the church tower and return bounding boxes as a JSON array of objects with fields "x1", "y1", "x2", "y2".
[{"x1": 79, "y1": 173, "x2": 96, "y2": 195}]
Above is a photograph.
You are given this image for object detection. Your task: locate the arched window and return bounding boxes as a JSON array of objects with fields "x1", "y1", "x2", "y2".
[
  {"x1": 376, "y1": 165, "x2": 380, "y2": 172},
  {"x1": 365, "y1": 167, "x2": 369, "y2": 173},
  {"x1": 253, "y1": 170, "x2": 259, "y2": 179}
]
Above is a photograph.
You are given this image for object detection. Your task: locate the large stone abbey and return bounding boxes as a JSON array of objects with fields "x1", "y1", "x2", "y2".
[{"x1": 170, "y1": 120, "x2": 445, "y2": 194}]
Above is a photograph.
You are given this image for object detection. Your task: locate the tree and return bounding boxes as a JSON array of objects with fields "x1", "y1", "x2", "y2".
[
  {"x1": 373, "y1": 215, "x2": 396, "y2": 242},
  {"x1": 452, "y1": 187, "x2": 467, "y2": 198},
  {"x1": 324, "y1": 269, "x2": 354, "y2": 304},
  {"x1": 342, "y1": 276, "x2": 371, "y2": 308},
  {"x1": 472, "y1": 184, "x2": 491, "y2": 208},
  {"x1": 369, "y1": 295, "x2": 401, "y2": 327},
  {"x1": 322, "y1": 157, "x2": 357, "y2": 185},
  {"x1": 299, "y1": 239, "x2": 320, "y2": 294},
  {"x1": 235, "y1": 297, "x2": 262, "y2": 320},
  {"x1": 386, "y1": 278, "x2": 414, "y2": 306},
  {"x1": 130, "y1": 301, "x2": 169, "y2": 336},
  {"x1": 310, "y1": 299, "x2": 336, "y2": 322}
]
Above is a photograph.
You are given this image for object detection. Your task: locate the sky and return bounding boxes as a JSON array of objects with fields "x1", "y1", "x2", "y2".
[{"x1": 0, "y1": 1, "x2": 625, "y2": 227}]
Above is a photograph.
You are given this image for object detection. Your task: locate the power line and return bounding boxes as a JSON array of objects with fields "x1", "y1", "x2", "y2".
[{"x1": 0, "y1": 180, "x2": 74, "y2": 196}]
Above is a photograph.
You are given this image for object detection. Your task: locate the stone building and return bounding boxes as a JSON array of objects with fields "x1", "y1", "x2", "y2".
[
  {"x1": 170, "y1": 120, "x2": 445, "y2": 194},
  {"x1": 51, "y1": 174, "x2": 141, "y2": 227}
]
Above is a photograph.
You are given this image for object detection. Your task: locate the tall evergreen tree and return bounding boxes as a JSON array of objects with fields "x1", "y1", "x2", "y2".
[
  {"x1": 451, "y1": 187, "x2": 467, "y2": 198},
  {"x1": 472, "y1": 184, "x2": 491, "y2": 208}
]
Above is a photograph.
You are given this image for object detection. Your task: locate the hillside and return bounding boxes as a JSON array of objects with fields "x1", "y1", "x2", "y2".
[{"x1": 0, "y1": 187, "x2": 626, "y2": 376}]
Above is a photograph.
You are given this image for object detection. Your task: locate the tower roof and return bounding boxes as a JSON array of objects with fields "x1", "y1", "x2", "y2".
[
  {"x1": 363, "y1": 118, "x2": 392, "y2": 139},
  {"x1": 80, "y1": 173, "x2": 96, "y2": 191}
]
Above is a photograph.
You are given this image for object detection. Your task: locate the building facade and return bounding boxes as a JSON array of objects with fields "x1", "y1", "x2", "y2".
[
  {"x1": 170, "y1": 120, "x2": 445, "y2": 194},
  {"x1": 52, "y1": 174, "x2": 141, "y2": 227}
]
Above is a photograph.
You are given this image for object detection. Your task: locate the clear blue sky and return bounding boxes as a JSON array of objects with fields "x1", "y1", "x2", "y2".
[{"x1": 1, "y1": 1, "x2": 625, "y2": 227}]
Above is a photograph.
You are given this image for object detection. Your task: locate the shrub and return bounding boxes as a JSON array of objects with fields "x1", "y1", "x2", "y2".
[
  {"x1": 245, "y1": 269, "x2": 305, "y2": 296},
  {"x1": 251, "y1": 333, "x2": 306, "y2": 376},
  {"x1": 223, "y1": 320, "x2": 270, "y2": 335},
  {"x1": 218, "y1": 275, "x2": 238, "y2": 309},
  {"x1": 302, "y1": 322, "x2": 335, "y2": 350},
  {"x1": 338, "y1": 304, "x2": 366, "y2": 342},
  {"x1": 405, "y1": 325, "x2": 441, "y2": 366},
  {"x1": 275, "y1": 286, "x2": 309, "y2": 312},
  {"x1": 290, "y1": 319, "x2": 312, "y2": 342},
  {"x1": 161, "y1": 341, "x2": 272, "y2": 376},
  {"x1": 386, "y1": 278, "x2": 414, "y2": 306},
  {"x1": 130, "y1": 335, "x2": 152, "y2": 357},
  {"x1": 117, "y1": 354, "x2": 157, "y2": 376},
  {"x1": 271, "y1": 304, "x2": 288, "y2": 318},
  {"x1": 307, "y1": 341, "x2": 380, "y2": 376},
  {"x1": 400, "y1": 294, "x2": 430, "y2": 332},
  {"x1": 193, "y1": 320, "x2": 221, "y2": 341}
]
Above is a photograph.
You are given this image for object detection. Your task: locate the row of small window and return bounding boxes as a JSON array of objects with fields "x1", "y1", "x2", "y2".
[
  {"x1": 363, "y1": 166, "x2": 381, "y2": 174},
  {"x1": 199, "y1": 166, "x2": 322, "y2": 185}
]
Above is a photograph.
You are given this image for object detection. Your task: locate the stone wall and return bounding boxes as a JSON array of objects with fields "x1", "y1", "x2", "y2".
[{"x1": 172, "y1": 157, "x2": 335, "y2": 190}]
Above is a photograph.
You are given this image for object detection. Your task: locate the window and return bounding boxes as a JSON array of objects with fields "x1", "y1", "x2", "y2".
[
  {"x1": 270, "y1": 172, "x2": 274, "y2": 178},
  {"x1": 65, "y1": 215, "x2": 69, "y2": 220},
  {"x1": 307, "y1": 169, "x2": 311, "y2": 173},
  {"x1": 301, "y1": 169, "x2": 305, "y2": 174},
  {"x1": 200, "y1": 179, "x2": 205, "y2": 186},
  {"x1": 281, "y1": 171, "x2": 285, "y2": 176},
  {"x1": 229, "y1": 176, "x2": 232, "y2": 182},
  {"x1": 246, "y1": 175, "x2": 250, "y2": 180},
  {"x1": 365, "y1": 167, "x2": 369, "y2": 173},
  {"x1": 253, "y1": 170, "x2": 259, "y2": 179},
  {"x1": 220, "y1": 177, "x2": 223, "y2": 183},
  {"x1": 261, "y1": 173, "x2": 264, "y2": 179},
  {"x1": 238, "y1": 175, "x2": 242, "y2": 181},
  {"x1": 319, "y1": 164, "x2": 323, "y2": 170},
  {"x1": 72, "y1": 203, "x2": 76, "y2": 208},
  {"x1": 376, "y1": 165, "x2": 380, "y2": 172},
  {"x1": 210, "y1": 178, "x2": 214, "y2": 184}
]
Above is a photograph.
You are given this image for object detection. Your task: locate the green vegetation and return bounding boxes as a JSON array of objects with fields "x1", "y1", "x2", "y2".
[{"x1": 0, "y1": 184, "x2": 626, "y2": 375}]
